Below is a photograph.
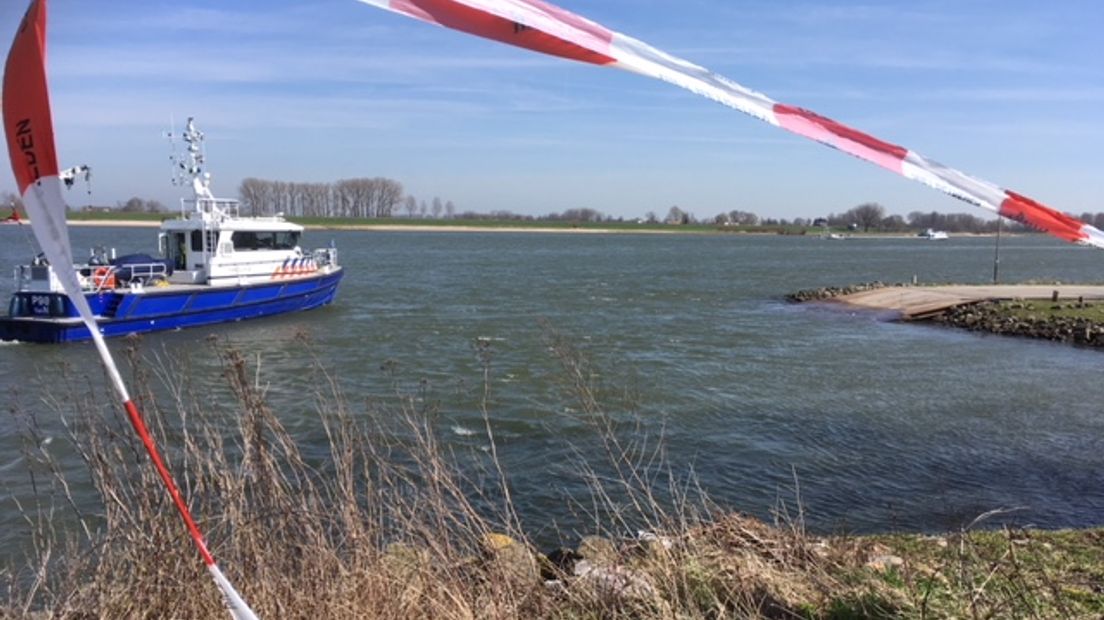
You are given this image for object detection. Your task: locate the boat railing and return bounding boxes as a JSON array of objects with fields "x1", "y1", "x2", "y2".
[
  {"x1": 180, "y1": 197, "x2": 240, "y2": 219},
  {"x1": 311, "y1": 247, "x2": 338, "y2": 267},
  {"x1": 88, "y1": 262, "x2": 170, "y2": 292},
  {"x1": 122, "y1": 262, "x2": 170, "y2": 284}
]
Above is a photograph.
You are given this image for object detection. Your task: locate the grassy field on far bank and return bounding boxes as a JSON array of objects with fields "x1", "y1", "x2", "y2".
[{"x1": 64, "y1": 210, "x2": 167, "y2": 222}]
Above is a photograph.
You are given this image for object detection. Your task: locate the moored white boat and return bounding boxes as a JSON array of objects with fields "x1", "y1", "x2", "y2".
[{"x1": 918, "y1": 228, "x2": 949, "y2": 240}]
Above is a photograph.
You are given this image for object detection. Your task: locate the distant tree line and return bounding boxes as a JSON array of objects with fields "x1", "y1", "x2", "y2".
[
  {"x1": 545, "y1": 208, "x2": 606, "y2": 223},
  {"x1": 903, "y1": 210, "x2": 1018, "y2": 234},
  {"x1": 441, "y1": 207, "x2": 626, "y2": 223},
  {"x1": 706, "y1": 203, "x2": 1040, "y2": 233},
  {"x1": 118, "y1": 197, "x2": 167, "y2": 213},
  {"x1": 399, "y1": 195, "x2": 457, "y2": 219},
  {"x1": 522, "y1": 202, "x2": 1040, "y2": 232},
  {"x1": 819, "y1": 204, "x2": 1028, "y2": 234},
  {"x1": 237, "y1": 177, "x2": 406, "y2": 218},
  {"x1": 3, "y1": 191, "x2": 167, "y2": 215},
  {"x1": 1079, "y1": 213, "x2": 1104, "y2": 231},
  {"x1": 10, "y1": 179, "x2": 1103, "y2": 234}
]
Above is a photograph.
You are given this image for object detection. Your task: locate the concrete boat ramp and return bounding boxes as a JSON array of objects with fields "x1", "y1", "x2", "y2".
[{"x1": 835, "y1": 285, "x2": 1104, "y2": 320}]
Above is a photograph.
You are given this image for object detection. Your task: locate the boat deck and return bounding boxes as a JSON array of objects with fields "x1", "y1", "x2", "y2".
[{"x1": 834, "y1": 284, "x2": 1104, "y2": 319}]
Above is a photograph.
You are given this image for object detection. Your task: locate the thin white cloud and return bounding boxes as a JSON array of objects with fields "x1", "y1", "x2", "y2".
[
  {"x1": 54, "y1": 5, "x2": 342, "y2": 38},
  {"x1": 918, "y1": 87, "x2": 1104, "y2": 104},
  {"x1": 50, "y1": 89, "x2": 489, "y2": 130},
  {"x1": 51, "y1": 43, "x2": 560, "y2": 85}
]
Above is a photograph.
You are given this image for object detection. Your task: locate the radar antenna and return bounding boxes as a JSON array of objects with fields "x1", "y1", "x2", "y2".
[{"x1": 167, "y1": 116, "x2": 215, "y2": 200}]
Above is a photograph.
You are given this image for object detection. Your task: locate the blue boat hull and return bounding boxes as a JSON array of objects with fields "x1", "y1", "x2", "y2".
[{"x1": 0, "y1": 269, "x2": 343, "y2": 343}]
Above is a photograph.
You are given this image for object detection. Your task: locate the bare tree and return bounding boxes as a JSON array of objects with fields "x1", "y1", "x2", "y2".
[
  {"x1": 365, "y1": 178, "x2": 382, "y2": 217},
  {"x1": 238, "y1": 176, "x2": 406, "y2": 219},
  {"x1": 431, "y1": 196, "x2": 443, "y2": 219},
  {"x1": 557, "y1": 208, "x2": 602, "y2": 222},
  {"x1": 238, "y1": 178, "x2": 269, "y2": 216},
  {"x1": 377, "y1": 179, "x2": 403, "y2": 218},
  {"x1": 445, "y1": 200, "x2": 455, "y2": 219},
  {"x1": 304, "y1": 183, "x2": 329, "y2": 217},
  {"x1": 119, "y1": 197, "x2": 146, "y2": 212},
  {"x1": 334, "y1": 179, "x2": 358, "y2": 218},
  {"x1": 880, "y1": 214, "x2": 907, "y2": 231},
  {"x1": 665, "y1": 205, "x2": 688, "y2": 225},
  {"x1": 846, "y1": 202, "x2": 886, "y2": 232},
  {"x1": 728, "y1": 210, "x2": 759, "y2": 226}
]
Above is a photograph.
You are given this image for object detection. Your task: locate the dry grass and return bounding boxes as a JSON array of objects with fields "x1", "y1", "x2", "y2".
[{"x1": 2, "y1": 329, "x2": 1102, "y2": 619}]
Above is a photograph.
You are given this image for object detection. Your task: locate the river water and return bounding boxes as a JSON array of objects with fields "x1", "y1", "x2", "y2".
[{"x1": 1, "y1": 225, "x2": 1102, "y2": 555}]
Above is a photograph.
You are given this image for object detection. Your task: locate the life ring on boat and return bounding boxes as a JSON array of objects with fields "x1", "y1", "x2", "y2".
[{"x1": 92, "y1": 266, "x2": 116, "y2": 289}]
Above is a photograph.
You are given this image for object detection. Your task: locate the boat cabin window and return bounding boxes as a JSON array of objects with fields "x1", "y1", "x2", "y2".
[
  {"x1": 191, "y1": 230, "x2": 204, "y2": 252},
  {"x1": 231, "y1": 231, "x2": 300, "y2": 251}
]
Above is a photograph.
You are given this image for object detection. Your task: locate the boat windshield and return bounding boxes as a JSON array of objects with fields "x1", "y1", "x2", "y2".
[{"x1": 231, "y1": 231, "x2": 300, "y2": 251}]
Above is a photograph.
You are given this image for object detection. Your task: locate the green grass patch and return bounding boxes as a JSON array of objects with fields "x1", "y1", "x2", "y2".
[
  {"x1": 859, "y1": 528, "x2": 1104, "y2": 619},
  {"x1": 65, "y1": 210, "x2": 168, "y2": 222},
  {"x1": 995, "y1": 300, "x2": 1104, "y2": 322}
]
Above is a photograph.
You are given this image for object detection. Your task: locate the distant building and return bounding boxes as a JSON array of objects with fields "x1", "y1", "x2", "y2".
[
  {"x1": 813, "y1": 217, "x2": 828, "y2": 228},
  {"x1": 80, "y1": 205, "x2": 113, "y2": 213}
]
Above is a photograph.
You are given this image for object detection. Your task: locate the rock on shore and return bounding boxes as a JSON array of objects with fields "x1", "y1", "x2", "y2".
[
  {"x1": 788, "y1": 282, "x2": 1104, "y2": 349},
  {"x1": 932, "y1": 301, "x2": 1104, "y2": 347}
]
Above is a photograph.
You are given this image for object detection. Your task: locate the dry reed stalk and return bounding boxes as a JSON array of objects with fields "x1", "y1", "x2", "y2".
[{"x1": 6, "y1": 329, "x2": 1076, "y2": 618}]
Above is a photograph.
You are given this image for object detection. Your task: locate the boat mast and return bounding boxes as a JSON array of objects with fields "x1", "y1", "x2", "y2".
[{"x1": 168, "y1": 117, "x2": 221, "y2": 215}]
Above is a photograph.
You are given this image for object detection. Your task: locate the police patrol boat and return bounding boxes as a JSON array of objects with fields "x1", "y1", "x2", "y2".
[{"x1": 0, "y1": 119, "x2": 343, "y2": 343}]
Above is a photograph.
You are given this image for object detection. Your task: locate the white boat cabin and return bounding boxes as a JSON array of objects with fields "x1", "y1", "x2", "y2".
[{"x1": 159, "y1": 194, "x2": 313, "y2": 286}]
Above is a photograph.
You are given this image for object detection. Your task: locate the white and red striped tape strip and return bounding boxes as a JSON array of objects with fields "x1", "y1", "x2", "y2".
[
  {"x1": 358, "y1": 0, "x2": 1104, "y2": 248},
  {"x1": 4, "y1": 2, "x2": 259, "y2": 618}
]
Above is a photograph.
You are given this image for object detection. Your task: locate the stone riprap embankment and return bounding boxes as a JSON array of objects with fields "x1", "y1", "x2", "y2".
[
  {"x1": 786, "y1": 281, "x2": 899, "y2": 302},
  {"x1": 789, "y1": 282, "x2": 1104, "y2": 348},
  {"x1": 932, "y1": 301, "x2": 1104, "y2": 347}
]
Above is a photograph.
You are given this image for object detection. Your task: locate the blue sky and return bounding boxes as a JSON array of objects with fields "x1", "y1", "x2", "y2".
[{"x1": 1, "y1": 0, "x2": 1101, "y2": 220}]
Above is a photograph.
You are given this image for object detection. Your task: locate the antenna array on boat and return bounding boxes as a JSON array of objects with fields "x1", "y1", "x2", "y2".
[{"x1": 166, "y1": 117, "x2": 206, "y2": 188}]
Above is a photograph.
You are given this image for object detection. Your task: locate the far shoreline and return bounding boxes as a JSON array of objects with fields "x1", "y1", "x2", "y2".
[{"x1": 59, "y1": 219, "x2": 1023, "y2": 238}]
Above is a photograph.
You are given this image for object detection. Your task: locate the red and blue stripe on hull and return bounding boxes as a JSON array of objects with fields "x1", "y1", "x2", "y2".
[{"x1": 0, "y1": 269, "x2": 343, "y2": 343}]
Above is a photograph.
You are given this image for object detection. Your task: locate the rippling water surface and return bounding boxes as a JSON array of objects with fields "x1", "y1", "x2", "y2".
[{"x1": 2, "y1": 226, "x2": 1102, "y2": 554}]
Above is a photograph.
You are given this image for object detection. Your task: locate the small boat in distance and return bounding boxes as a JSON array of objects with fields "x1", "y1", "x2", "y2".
[
  {"x1": 819, "y1": 226, "x2": 849, "y2": 240},
  {"x1": 918, "y1": 228, "x2": 949, "y2": 240},
  {"x1": 0, "y1": 119, "x2": 343, "y2": 343}
]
